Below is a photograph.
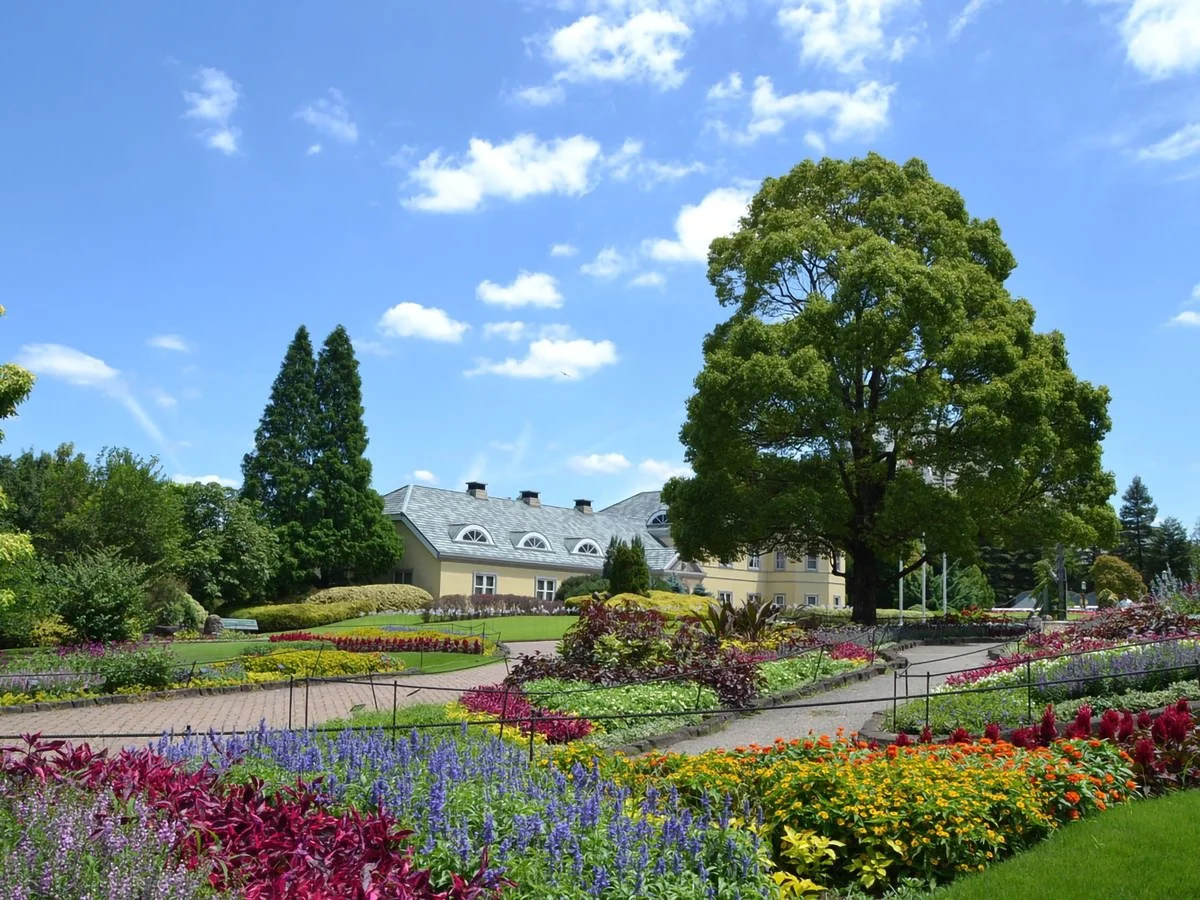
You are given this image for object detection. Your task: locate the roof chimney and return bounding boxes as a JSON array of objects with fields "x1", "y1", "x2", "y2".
[
  {"x1": 519, "y1": 490, "x2": 541, "y2": 508},
  {"x1": 466, "y1": 481, "x2": 488, "y2": 500},
  {"x1": 574, "y1": 499, "x2": 593, "y2": 514}
]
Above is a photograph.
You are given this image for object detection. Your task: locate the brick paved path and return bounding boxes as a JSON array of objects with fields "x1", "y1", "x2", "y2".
[{"x1": 0, "y1": 641, "x2": 559, "y2": 750}]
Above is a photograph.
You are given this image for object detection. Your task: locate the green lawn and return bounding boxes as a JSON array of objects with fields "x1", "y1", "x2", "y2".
[
  {"x1": 931, "y1": 791, "x2": 1200, "y2": 899},
  {"x1": 167, "y1": 640, "x2": 496, "y2": 675},
  {"x1": 309, "y1": 614, "x2": 576, "y2": 644},
  {"x1": 169, "y1": 640, "x2": 268, "y2": 666}
]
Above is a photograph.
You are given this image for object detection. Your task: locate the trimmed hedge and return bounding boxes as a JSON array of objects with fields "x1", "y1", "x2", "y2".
[
  {"x1": 606, "y1": 591, "x2": 713, "y2": 618},
  {"x1": 304, "y1": 584, "x2": 432, "y2": 612},
  {"x1": 224, "y1": 599, "x2": 374, "y2": 633}
]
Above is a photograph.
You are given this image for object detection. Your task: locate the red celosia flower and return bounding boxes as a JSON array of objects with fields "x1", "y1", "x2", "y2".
[
  {"x1": 1098, "y1": 709, "x2": 1121, "y2": 741},
  {"x1": 919, "y1": 726, "x2": 933, "y2": 744},
  {"x1": 1039, "y1": 705, "x2": 1058, "y2": 745},
  {"x1": 894, "y1": 732, "x2": 911, "y2": 747},
  {"x1": 983, "y1": 723, "x2": 1002, "y2": 742},
  {"x1": 1133, "y1": 738, "x2": 1156, "y2": 768}
]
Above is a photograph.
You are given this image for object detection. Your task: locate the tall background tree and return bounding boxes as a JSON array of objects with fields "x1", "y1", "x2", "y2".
[
  {"x1": 177, "y1": 482, "x2": 278, "y2": 609},
  {"x1": 1117, "y1": 475, "x2": 1157, "y2": 581},
  {"x1": 242, "y1": 326, "x2": 319, "y2": 595},
  {"x1": 0, "y1": 305, "x2": 37, "y2": 615},
  {"x1": 1146, "y1": 516, "x2": 1192, "y2": 583},
  {"x1": 309, "y1": 326, "x2": 402, "y2": 585},
  {"x1": 663, "y1": 154, "x2": 1117, "y2": 624}
]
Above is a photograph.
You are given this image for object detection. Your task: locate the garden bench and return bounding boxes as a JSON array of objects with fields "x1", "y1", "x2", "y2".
[{"x1": 219, "y1": 618, "x2": 260, "y2": 632}]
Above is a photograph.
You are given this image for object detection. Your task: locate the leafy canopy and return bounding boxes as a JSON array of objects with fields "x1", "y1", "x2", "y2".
[{"x1": 664, "y1": 154, "x2": 1116, "y2": 623}]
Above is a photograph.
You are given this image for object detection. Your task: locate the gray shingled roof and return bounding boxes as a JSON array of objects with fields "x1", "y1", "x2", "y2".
[
  {"x1": 383, "y1": 485, "x2": 678, "y2": 572},
  {"x1": 598, "y1": 491, "x2": 666, "y2": 523}
]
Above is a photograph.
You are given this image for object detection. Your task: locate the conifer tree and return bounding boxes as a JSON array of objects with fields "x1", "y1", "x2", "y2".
[
  {"x1": 309, "y1": 326, "x2": 402, "y2": 585},
  {"x1": 1118, "y1": 476, "x2": 1158, "y2": 581},
  {"x1": 241, "y1": 326, "x2": 319, "y2": 595}
]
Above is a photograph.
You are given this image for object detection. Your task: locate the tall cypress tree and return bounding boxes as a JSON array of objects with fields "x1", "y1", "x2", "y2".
[
  {"x1": 309, "y1": 326, "x2": 402, "y2": 585},
  {"x1": 1118, "y1": 475, "x2": 1158, "y2": 581},
  {"x1": 241, "y1": 326, "x2": 319, "y2": 595}
]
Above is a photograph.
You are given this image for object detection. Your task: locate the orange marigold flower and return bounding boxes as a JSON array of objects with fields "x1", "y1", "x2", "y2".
[{"x1": 1065, "y1": 791, "x2": 1081, "y2": 804}]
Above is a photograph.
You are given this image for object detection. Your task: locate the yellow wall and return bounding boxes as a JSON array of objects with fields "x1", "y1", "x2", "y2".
[
  {"x1": 393, "y1": 521, "x2": 444, "y2": 596},
  {"x1": 439, "y1": 560, "x2": 592, "y2": 598},
  {"x1": 698, "y1": 552, "x2": 845, "y2": 609}
]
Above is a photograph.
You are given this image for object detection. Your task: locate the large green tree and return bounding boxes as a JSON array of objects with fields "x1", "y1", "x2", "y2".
[
  {"x1": 663, "y1": 154, "x2": 1117, "y2": 624},
  {"x1": 0, "y1": 306, "x2": 37, "y2": 615},
  {"x1": 242, "y1": 326, "x2": 319, "y2": 594},
  {"x1": 1117, "y1": 476, "x2": 1157, "y2": 581},
  {"x1": 177, "y1": 482, "x2": 278, "y2": 609},
  {"x1": 1146, "y1": 515, "x2": 1192, "y2": 583},
  {"x1": 309, "y1": 326, "x2": 402, "y2": 585},
  {"x1": 0, "y1": 444, "x2": 94, "y2": 560}
]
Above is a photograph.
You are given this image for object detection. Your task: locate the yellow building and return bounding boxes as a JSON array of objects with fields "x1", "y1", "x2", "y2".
[{"x1": 383, "y1": 482, "x2": 846, "y2": 608}]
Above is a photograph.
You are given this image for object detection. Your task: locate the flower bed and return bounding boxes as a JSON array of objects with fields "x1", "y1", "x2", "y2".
[{"x1": 271, "y1": 628, "x2": 490, "y2": 655}]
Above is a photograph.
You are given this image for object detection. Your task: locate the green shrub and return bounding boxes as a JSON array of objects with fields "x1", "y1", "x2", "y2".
[
  {"x1": 607, "y1": 591, "x2": 712, "y2": 618},
  {"x1": 98, "y1": 644, "x2": 178, "y2": 692},
  {"x1": 225, "y1": 598, "x2": 374, "y2": 632},
  {"x1": 145, "y1": 577, "x2": 206, "y2": 629},
  {"x1": 30, "y1": 615, "x2": 75, "y2": 647},
  {"x1": 304, "y1": 583, "x2": 432, "y2": 612},
  {"x1": 609, "y1": 537, "x2": 651, "y2": 595},
  {"x1": 650, "y1": 575, "x2": 689, "y2": 595},
  {"x1": 50, "y1": 550, "x2": 148, "y2": 643},
  {"x1": 555, "y1": 575, "x2": 609, "y2": 603}
]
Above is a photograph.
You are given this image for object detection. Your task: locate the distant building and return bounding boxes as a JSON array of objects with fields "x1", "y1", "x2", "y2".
[{"x1": 383, "y1": 483, "x2": 846, "y2": 608}]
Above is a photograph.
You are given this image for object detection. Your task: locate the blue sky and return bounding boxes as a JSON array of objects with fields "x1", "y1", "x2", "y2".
[{"x1": 3, "y1": 0, "x2": 1200, "y2": 520}]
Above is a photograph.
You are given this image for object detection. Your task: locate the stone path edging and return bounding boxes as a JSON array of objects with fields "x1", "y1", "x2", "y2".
[{"x1": 611, "y1": 643, "x2": 918, "y2": 755}]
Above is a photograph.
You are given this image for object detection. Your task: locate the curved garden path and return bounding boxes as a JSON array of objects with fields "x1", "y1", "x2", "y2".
[
  {"x1": 0, "y1": 640, "x2": 559, "y2": 751},
  {"x1": 668, "y1": 642, "x2": 999, "y2": 754}
]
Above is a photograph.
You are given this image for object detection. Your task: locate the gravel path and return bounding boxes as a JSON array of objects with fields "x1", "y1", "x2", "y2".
[
  {"x1": 0, "y1": 640, "x2": 559, "y2": 751},
  {"x1": 667, "y1": 642, "x2": 1000, "y2": 754}
]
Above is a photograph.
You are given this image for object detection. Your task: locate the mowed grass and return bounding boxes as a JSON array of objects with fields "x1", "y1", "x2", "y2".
[
  {"x1": 309, "y1": 614, "x2": 576, "y2": 644},
  {"x1": 167, "y1": 641, "x2": 496, "y2": 675},
  {"x1": 931, "y1": 791, "x2": 1200, "y2": 899}
]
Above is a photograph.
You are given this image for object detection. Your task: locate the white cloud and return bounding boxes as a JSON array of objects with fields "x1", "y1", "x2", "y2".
[
  {"x1": 151, "y1": 388, "x2": 178, "y2": 409},
  {"x1": 629, "y1": 271, "x2": 666, "y2": 288},
  {"x1": 307, "y1": 143, "x2": 323, "y2": 156},
  {"x1": 377, "y1": 302, "x2": 470, "y2": 342},
  {"x1": 706, "y1": 71, "x2": 744, "y2": 100},
  {"x1": 183, "y1": 67, "x2": 241, "y2": 155},
  {"x1": 580, "y1": 246, "x2": 627, "y2": 278},
  {"x1": 638, "y1": 458, "x2": 692, "y2": 481},
  {"x1": 568, "y1": 452, "x2": 632, "y2": 474},
  {"x1": 1194, "y1": 283, "x2": 1200, "y2": 301},
  {"x1": 466, "y1": 337, "x2": 618, "y2": 380},
  {"x1": 644, "y1": 186, "x2": 751, "y2": 263},
  {"x1": 1138, "y1": 123, "x2": 1200, "y2": 161},
  {"x1": 352, "y1": 337, "x2": 391, "y2": 356},
  {"x1": 172, "y1": 474, "x2": 240, "y2": 489},
  {"x1": 148, "y1": 334, "x2": 190, "y2": 352},
  {"x1": 949, "y1": 0, "x2": 994, "y2": 38},
  {"x1": 605, "y1": 138, "x2": 705, "y2": 185},
  {"x1": 550, "y1": 242, "x2": 579, "y2": 257},
  {"x1": 1170, "y1": 310, "x2": 1200, "y2": 326},
  {"x1": 412, "y1": 469, "x2": 438, "y2": 485},
  {"x1": 777, "y1": 0, "x2": 913, "y2": 73},
  {"x1": 483, "y1": 321, "x2": 530, "y2": 341},
  {"x1": 717, "y1": 75, "x2": 894, "y2": 145},
  {"x1": 517, "y1": 83, "x2": 567, "y2": 106},
  {"x1": 546, "y1": 10, "x2": 692, "y2": 89},
  {"x1": 404, "y1": 133, "x2": 604, "y2": 213},
  {"x1": 484, "y1": 322, "x2": 576, "y2": 341},
  {"x1": 296, "y1": 88, "x2": 359, "y2": 144},
  {"x1": 1119, "y1": 0, "x2": 1200, "y2": 79},
  {"x1": 477, "y1": 271, "x2": 564, "y2": 308},
  {"x1": 17, "y1": 344, "x2": 167, "y2": 446}
]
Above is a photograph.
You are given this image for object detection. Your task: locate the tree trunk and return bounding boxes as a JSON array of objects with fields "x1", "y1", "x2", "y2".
[{"x1": 847, "y1": 542, "x2": 883, "y2": 625}]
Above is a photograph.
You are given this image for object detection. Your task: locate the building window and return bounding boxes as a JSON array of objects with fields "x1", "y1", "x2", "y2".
[
  {"x1": 573, "y1": 539, "x2": 602, "y2": 556},
  {"x1": 834, "y1": 595, "x2": 842, "y2": 607},
  {"x1": 648, "y1": 510, "x2": 669, "y2": 527},
  {"x1": 717, "y1": 591, "x2": 733, "y2": 603},
  {"x1": 395, "y1": 569, "x2": 414, "y2": 585},
  {"x1": 473, "y1": 573, "x2": 497, "y2": 596},
  {"x1": 775, "y1": 551, "x2": 787, "y2": 570},
  {"x1": 773, "y1": 593, "x2": 787, "y2": 610},
  {"x1": 455, "y1": 525, "x2": 493, "y2": 545},
  {"x1": 535, "y1": 577, "x2": 557, "y2": 602},
  {"x1": 518, "y1": 532, "x2": 551, "y2": 550},
  {"x1": 747, "y1": 593, "x2": 761, "y2": 604},
  {"x1": 748, "y1": 554, "x2": 761, "y2": 571},
  {"x1": 805, "y1": 552, "x2": 819, "y2": 572},
  {"x1": 805, "y1": 594, "x2": 819, "y2": 607}
]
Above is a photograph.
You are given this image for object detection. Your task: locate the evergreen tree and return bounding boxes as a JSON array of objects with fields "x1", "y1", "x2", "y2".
[
  {"x1": 609, "y1": 537, "x2": 651, "y2": 596},
  {"x1": 309, "y1": 326, "x2": 402, "y2": 585},
  {"x1": 1118, "y1": 475, "x2": 1158, "y2": 581},
  {"x1": 242, "y1": 326, "x2": 319, "y2": 595},
  {"x1": 602, "y1": 536, "x2": 619, "y2": 581},
  {"x1": 1146, "y1": 516, "x2": 1192, "y2": 583}
]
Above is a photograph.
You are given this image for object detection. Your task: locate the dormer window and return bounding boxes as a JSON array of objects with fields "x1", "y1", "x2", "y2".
[
  {"x1": 454, "y1": 525, "x2": 493, "y2": 545},
  {"x1": 572, "y1": 539, "x2": 603, "y2": 556},
  {"x1": 648, "y1": 510, "x2": 670, "y2": 528},
  {"x1": 518, "y1": 532, "x2": 551, "y2": 551}
]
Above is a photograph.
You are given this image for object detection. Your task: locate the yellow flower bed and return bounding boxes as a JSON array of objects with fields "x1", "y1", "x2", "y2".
[
  {"x1": 604, "y1": 591, "x2": 712, "y2": 618},
  {"x1": 240, "y1": 649, "x2": 403, "y2": 677},
  {"x1": 444, "y1": 702, "x2": 549, "y2": 747}
]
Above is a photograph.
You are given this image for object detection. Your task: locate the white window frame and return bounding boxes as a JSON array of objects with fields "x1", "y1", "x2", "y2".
[
  {"x1": 805, "y1": 594, "x2": 819, "y2": 607},
  {"x1": 773, "y1": 593, "x2": 787, "y2": 608},
  {"x1": 572, "y1": 539, "x2": 602, "y2": 556},
  {"x1": 395, "y1": 569, "x2": 414, "y2": 585},
  {"x1": 805, "y1": 552, "x2": 819, "y2": 572},
  {"x1": 717, "y1": 591, "x2": 733, "y2": 603},
  {"x1": 748, "y1": 554, "x2": 761, "y2": 571},
  {"x1": 747, "y1": 592, "x2": 761, "y2": 604},
  {"x1": 774, "y1": 551, "x2": 787, "y2": 571},
  {"x1": 535, "y1": 577, "x2": 557, "y2": 602},
  {"x1": 473, "y1": 572, "x2": 498, "y2": 596},
  {"x1": 455, "y1": 525, "x2": 494, "y2": 545},
  {"x1": 518, "y1": 532, "x2": 551, "y2": 551},
  {"x1": 834, "y1": 595, "x2": 842, "y2": 608},
  {"x1": 648, "y1": 510, "x2": 669, "y2": 527}
]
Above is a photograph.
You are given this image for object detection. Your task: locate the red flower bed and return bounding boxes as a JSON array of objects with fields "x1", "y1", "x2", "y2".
[
  {"x1": 459, "y1": 685, "x2": 594, "y2": 744},
  {"x1": 271, "y1": 631, "x2": 486, "y2": 655},
  {"x1": 1, "y1": 735, "x2": 498, "y2": 899}
]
